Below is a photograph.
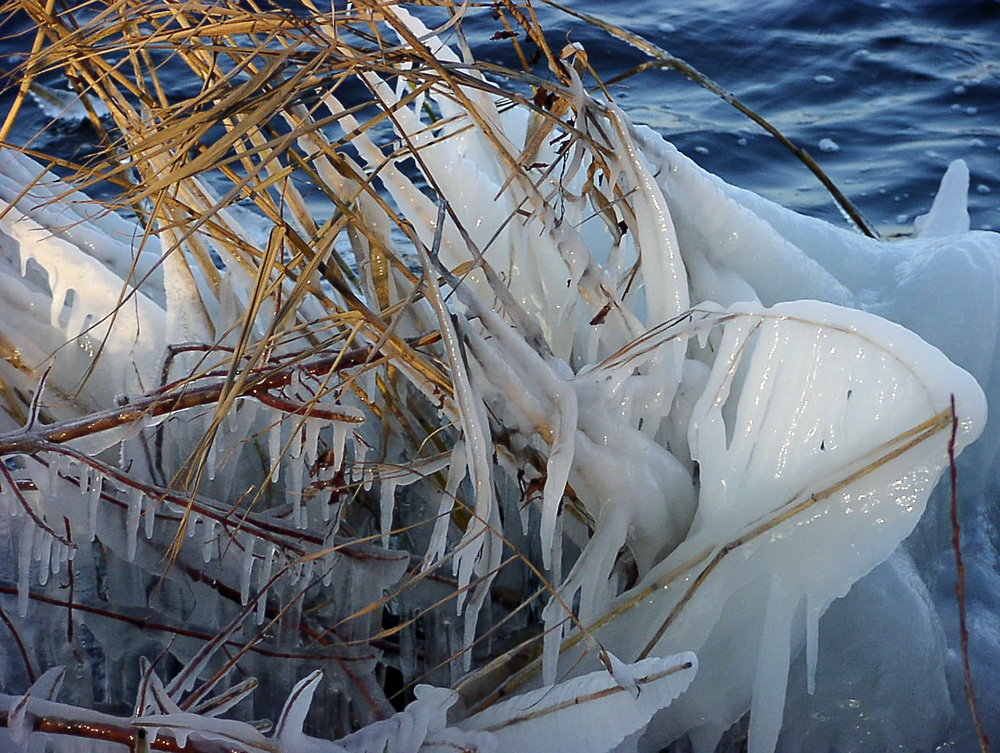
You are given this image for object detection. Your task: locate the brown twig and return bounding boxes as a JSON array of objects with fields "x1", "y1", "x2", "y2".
[
  {"x1": 949, "y1": 395, "x2": 991, "y2": 753},
  {"x1": 0, "y1": 344, "x2": 374, "y2": 458},
  {"x1": 0, "y1": 701, "x2": 210, "y2": 753},
  {"x1": 63, "y1": 517, "x2": 73, "y2": 645}
]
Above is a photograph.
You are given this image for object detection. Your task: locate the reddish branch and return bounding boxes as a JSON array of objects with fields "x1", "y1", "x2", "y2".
[
  {"x1": 0, "y1": 702, "x2": 238, "y2": 753},
  {"x1": 0, "y1": 343, "x2": 379, "y2": 458},
  {"x1": 0, "y1": 604, "x2": 35, "y2": 684},
  {"x1": 0, "y1": 581, "x2": 377, "y2": 663}
]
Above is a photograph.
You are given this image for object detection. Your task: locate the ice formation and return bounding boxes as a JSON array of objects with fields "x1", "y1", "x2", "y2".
[
  {"x1": 0, "y1": 651, "x2": 695, "y2": 752},
  {"x1": 0, "y1": 3, "x2": 998, "y2": 753}
]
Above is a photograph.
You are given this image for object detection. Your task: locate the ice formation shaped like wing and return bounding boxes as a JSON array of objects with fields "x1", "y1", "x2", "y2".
[
  {"x1": 688, "y1": 300, "x2": 981, "y2": 533},
  {"x1": 637, "y1": 124, "x2": 1000, "y2": 495},
  {"x1": 542, "y1": 300, "x2": 985, "y2": 753}
]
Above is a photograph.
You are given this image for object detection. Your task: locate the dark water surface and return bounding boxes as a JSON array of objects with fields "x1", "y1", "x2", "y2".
[{"x1": 471, "y1": 0, "x2": 1000, "y2": 235}]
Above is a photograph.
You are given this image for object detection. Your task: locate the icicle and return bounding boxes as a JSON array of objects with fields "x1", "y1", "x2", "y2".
[
  {"x1": 46, "y1": 454, "x2": 61, "y2": 491},
  {"x1": 299, "y1": 559, "x2": 314, "y2": 585},
  {"x1": 538, "y1": 514, "x2": 569, "y2": 686},
  {"x1": 79, "y1": 464, "x2": 91, "y2": 497},
  {"x1": 289, "y1": 458, "x2": 306, "y2": 529},
  {"x1": 35, "y1": 525, "x2": 52, "y2": 586},
  {"x1": 48, "y1": 270, "x2": 66, "y2": 328},
  {"x1": 331, "y1": 421, "x2": 349, "y2": 475},
  {"x1": 446, "y1": 618, "x2": 463, "y2": 688},
  {"x1": 187, "y1": 510, "x2": 201, "y2": 537},
  {"x1": 423, "y1": 443, "x2": 466, "y2": 571},
  {"x1": 240, "y1": 533, "x2": 256, "y2": 605},
  {"x1": 321, "y1": 552, "x2": 336, "y2": 587},
  {"x1": 127, "y1": 486, "x2": 143, "y2": 561},
  {"x1": 171, "y1": 725, "x2": 191, "y2": 750},
  {"x1": 240, "y1": 395, "x2": 260, "y2": 428},
  {"x1": 290, "y1": 443, "x2": 305, "y2": 493},
  {"x1": 50, "y1": 541, "x2": 64, "y2": 576},
  {"x1": 540, "y1": 602, "x2": 563, "y2": 689},
  {"x1": 202, "y1": 517, "x2": 217, "y2": 563},
  {"x1": 518, "y1": 474, "x2": 532, "y2": 535},
  {"x1": 380, "y1": 477, "x2": 398, "y2": 548},
  {"x1": 290, "y1": 421, "x2": 305, "y2": 460},
  {"x1": 539, "y1": 384, "x2": 577, "y2": 571},
  {"x1": 354, "y1": 433, "x2": 371, "y2": 485},
  {"x1": 9, "y1": 491, "x2": 22, "y2": 518},
  {"x1": 268, "y1": 415, "x2": 282, "y2": 483},
  {"x1": 289, "y1": 368, "x2": 304, "y2": 401},
  {"x1": 61, "y1": 453, "x2": 75, "y2": 482},
  {"x1": 551, "y1": 513, "x2": 564, "y2": 593},
  {"x1": 87, "y1": 469, "x2": 102, "y2": 541},
  {"x1": 321, "y1": 489, "x2": 335, "y2": 523},
  {"x1": 303, "y1": 418, "x2": 322, "y2": 468},
  {"x1": 223, "y1": 397, "x2": 241, "y2": 434},
  {"x1": 17, "y1": 520, "x2": 34, "y2": 615},
  {"x1": 143, "y1": 494, "x2": 156, "y2": 539},
  {"x1": 0, "y1": 480, "x2": 11, "y2": 517},
  {"x1": 746, "y1": 583, "x2": 797, "y2": 753},
  {"x1": 256, "y1": 544, "x2": 277, "y2": 624},
  {"x1": 806, "y1": 595, "x2": 822, "y2": 695},
  {"x1": 226, "y1": 395, "x2": 258, "y2": 440}
]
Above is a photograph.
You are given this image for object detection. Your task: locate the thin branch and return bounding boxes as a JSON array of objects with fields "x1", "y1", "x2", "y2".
[
  {"x1": 950, "y1": 395, "x2": 991, "y2": 753},
  {"x1": 0, "y1": 603, "x2": 35, "y2": 685}
]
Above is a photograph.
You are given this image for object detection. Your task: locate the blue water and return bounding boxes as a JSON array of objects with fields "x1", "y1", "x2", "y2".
[
  {"x1": 465, "y1": 0, "x2": 1000, "y2": 234},
  {"x1": 2, "y1": 1, "x2": 997, "y2": 234}
]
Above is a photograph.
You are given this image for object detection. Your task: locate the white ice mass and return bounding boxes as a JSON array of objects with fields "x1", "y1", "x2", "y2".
[{"x1": 0, "y1": 4, "x2": 998, "y2": 753}]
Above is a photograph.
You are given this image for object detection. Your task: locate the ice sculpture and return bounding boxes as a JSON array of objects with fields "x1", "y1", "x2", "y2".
[{"x1": 0, "y1": 3, "x2": 996, "y2": 753}]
